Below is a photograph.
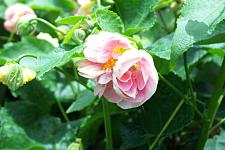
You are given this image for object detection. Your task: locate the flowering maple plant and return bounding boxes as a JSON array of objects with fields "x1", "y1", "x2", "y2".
[{"x1": 0, "y1": 0, "x2": 225, "y2": 150}]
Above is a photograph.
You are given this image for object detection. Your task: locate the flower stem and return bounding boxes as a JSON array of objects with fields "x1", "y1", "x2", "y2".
[
  {"x1": 16, "y1": 54, "x2": 37, "y2": 63},
  {"x1": 55, "y1": 99, "x2": 70, "y2": 122},
  {"x1": 197, "y1": 57, "x2": 225, "y2": 150},
  {"x1": 158, "y1": 73, "x2": 185, "y2": 99},
  {"x1": 30, "y1": 18, "x2": 65, "y2": 35},
  {"x1": 149, "y1": 99, "x2": 185, "y2": 150},
  {"x1": 102, "y1": 98, "x2": 113, "y2": 150},
  {"x1": 183, "y1": 52, "x2": 195, "y2": 102},
  {"x1": 209, "y1": 115, "x2": 225, "y2": 134}
]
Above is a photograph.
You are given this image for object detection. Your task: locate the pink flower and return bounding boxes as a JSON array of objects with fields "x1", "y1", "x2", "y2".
[
  {"x1": 4, "y1": 3, "x2": 36, "y2": 32},
  {"x1": 78, "y1": 32, "x2": 132, "y2": 99},
  {"x1": 78, "y1": 32, "x2": 158, "y2": 109},
  {"x1": 112, "y1": 50, "x2": 158, "y2": 109}
]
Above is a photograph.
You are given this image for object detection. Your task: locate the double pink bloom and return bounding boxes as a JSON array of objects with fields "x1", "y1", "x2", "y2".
[
  {"x1": 78, "y1": 32, "x2": 158, "y2": 109},
  {"x1": 4, "y1": 3, "x2": 36, "y2": 32}
]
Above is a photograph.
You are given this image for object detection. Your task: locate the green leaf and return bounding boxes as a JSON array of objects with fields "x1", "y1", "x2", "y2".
[
  {"x1": 173, "y1": 48, "x2": 207, "y2": 80},
  {"x1": 55, "y1": 16, "x2": 87, "y2": 25},
  {"x1": 114, "y1": 0, "x2": 158, "y2": 35},
  {"x1": 0, "y1": 108, "x2": 45, "y2": 150},
  {"x1": 0, "y1": 37, "x2": 84, "y2": 78},
  {"x1": 95, "y1": 9, "x2": 124, "y2": 33},
  {"x1": 150, "y1": 34, "x2": 173, "y2": 60},
  {"x1": 66, "y1": 90, "x2": 96, "y2": 113},
  {"x1": 204, "y1": 130, "x2": 225, "y2": 150},
  {"x1": 171, "y1": 0, "x2": 225, "y2": 67}
]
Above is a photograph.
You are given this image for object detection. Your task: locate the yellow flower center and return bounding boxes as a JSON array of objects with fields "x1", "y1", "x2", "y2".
[
  {"x1": 113, "y1": 46, "x2": 130, "y2": 55},
  {"x1": 102, "y1": 58, "x2": 116, "y2": 70}
]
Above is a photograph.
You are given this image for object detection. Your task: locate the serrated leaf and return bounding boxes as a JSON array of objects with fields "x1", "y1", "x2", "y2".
[
  {"x1": 114, "y1": 0, "x2": 158, "y2": 35},
  {"x1": 150, "y1": 34, "x2": 173, "y2": 60},
  {"x1": 95, "y1": 9, "x2": 124, "y2": 33},
  {"x1": 66, "y1": 90, "x2": 96, "y2": 113},
  {"x1": 171, "y1": 0, "x2": 225, "y2": 68}
]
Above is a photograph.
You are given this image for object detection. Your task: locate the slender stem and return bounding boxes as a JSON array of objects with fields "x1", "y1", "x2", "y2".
[
  {"x1": 159, "y1": 73, "x2": 203, "y2": 117},
  {"x1": 183, "y1": 52, "x2": 195, "y2": 102},
  {"x1": 16, "y1": 54, "x2": 37, "y2": 63},
  {"x1": 30, "y1": 18, "x2": 65, "y2": 35},
  {"x1": 102, "y1": 98, "x2": 113, "y2": 150},
  {"x1": 149, "y1": 99, "x2": 185, "y2": 150},
  {"x1": 159, "y1": 73, "x2": 185, "y2": 99},
  {"x1": 209, "y1": 117, "x2": 225, "y2": 134},
  {"x1": 7, "y1": 31, "x2": 15, "y2": 42},
  {"x1": 56, "y1": 99, "x2": 70, "y2": 122},
  {"x1": 197, "y1": 57, "x2": 225, "y2": 150}
]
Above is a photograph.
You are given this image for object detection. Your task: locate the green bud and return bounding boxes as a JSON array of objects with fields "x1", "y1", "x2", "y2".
[
  {"x1": 0, "y1": 63, "x2": 36, "y2": 91},
  {"x1": 72, "y1": 29, "x2": 86, "y2": 43},
  {"x1": 6, "y1": 64, "x2": 24, "y2": 91},
  {"x1": 16, "y1": 15, "x2": 37, "y2": 35}
]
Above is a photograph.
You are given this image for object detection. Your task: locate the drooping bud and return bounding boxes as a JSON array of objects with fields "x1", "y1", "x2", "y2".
[
  {"x1": 72, "y1": 29, "x2": 86, "y2": 43},
  {"x1": 0, "y1": 63, "x2": 36, "y2": 91},
  {"x1": 16, "y1": 14, "x2": 37, "y2": 35},
  {"x1": 4, "y1": 3, "x2": 36, "y2": 32}
]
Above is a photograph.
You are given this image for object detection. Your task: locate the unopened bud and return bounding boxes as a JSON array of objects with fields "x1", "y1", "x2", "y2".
[
  {"x1": 0, "y1": 63, "x2": 36, "y2": 90},
  {"x1": 16, "y1": 14, "x2": 37, "y2": 35},
  {"x1": 72, "y1": 29, "x2": 86, "y2": 43}
]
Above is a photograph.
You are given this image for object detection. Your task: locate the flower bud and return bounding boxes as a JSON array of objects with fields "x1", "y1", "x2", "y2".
[
  {"x1": 4, "y1": 3, "x2": 36, "y2": 32},
  {"x1": 0, "y1": 63, "x2": 36, "y2": 90},
  {"x1": 77, "y1": 0, "x2": 95, "y2": 16},
  {"x1": 72, "y1": 29, "x2": 86, "y2": 43},
  {"x1": 16, "y1": 14, "x2": 37, "y2": 35}
]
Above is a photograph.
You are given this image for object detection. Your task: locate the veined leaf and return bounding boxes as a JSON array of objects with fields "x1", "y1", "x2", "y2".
[
  {"x1": 171, "y1": 0, "x2": 225, "y2": 68},
  {"x1": 95, "y1": 9, "x2": 124, "y2": 33}
]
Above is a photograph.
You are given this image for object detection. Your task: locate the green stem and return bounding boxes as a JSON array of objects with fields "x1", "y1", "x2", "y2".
[
  {"x1": 7, "y1": 31, "x2": 15, "y2": 42},
  {"x1": 149, "y1": 99, "x2": 185, "y2": 150},
  {"x1": 16, "y1": 54, "x2": 37, "y2": 63},
  {"x1": 209, "y1": 116, "x2": 225, "y2": 134},
  {"x1": 30, "y1": 18, "x2": 65, "y2": 35},
  {"x1": 102, "y1": 98, "x2": 113, "y2": 150},
  {"x1": 197, "y1": 57, "x2": 225, "y2": 150},
  {"x1": 56, "y1": 99, "x2": 70, "y2": 122},
  {"x1": 159, "y1": 73, "x2": 185, "y2": 99},
  {"x1": 183, "y1": 52, "x2": 195, "y2": 102}
]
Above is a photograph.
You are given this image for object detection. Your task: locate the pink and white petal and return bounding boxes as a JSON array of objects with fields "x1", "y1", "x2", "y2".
[
  {"x1": 77, "y1": 60, "x2": 105, "y2": 78},
  {"x1": 136, "y1": 77, "x2": 158, "y2": 103},
  {"x1": 117, "y1": 99, "x2": 142, "y2": 109},
  {"x1": 98, "y1": 72, "x2": 112, "y2": 84},
  {"x1": 114, "y1": 57, "x2": 142, "y2": 78},
  {"x1": 94, "y1": 84, "x2": 106, "y2": 97},
  {"x1": 103, "y1": 82, "x2": 122, "y2": 103},
  {"x1": 122, "y1": 81, "x2": 137, "y2": 98},
  {"x1": 118, "y1": 71, "x2": 131, "y2": 82},
  {"x1": 117, "y1": 78, "x2": 133, "y2": 91},
  {"x1": 136, "y1": 69, "x2": 146, "y2": 90}
]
